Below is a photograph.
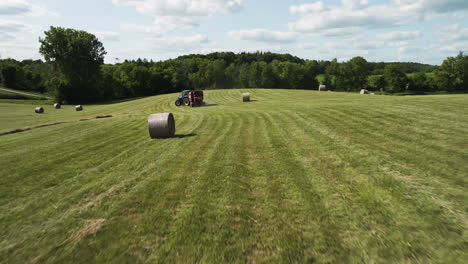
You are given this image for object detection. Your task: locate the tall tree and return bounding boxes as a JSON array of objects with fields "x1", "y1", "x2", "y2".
[
  {"x1": 39, "y1": 26, "x2": 106, "y2": 102},
  {"x1": 331, "y1": 57, "x2": 369, "y2": 91},
  {"x1": 348, "y1": 56, "x2": 369, "y2": 90},
  {"x1": 409, "y1": 72, "x2": 428, "y2": 92},
  {"x1": 1, "y1": 66, "x2": 20, "y2": 89},
  {"x1": 383, "y1": 65, "x2": 408, "y2": 92},
  {"x1": 304, "y1": 60, "x2": 319, "y2": 90},
  {"x1": 438, "y1": 51, "x2": 468, "y2": 91},
  {"x1": 368, "y1": 75, "x2": 385, "y2": 91}
]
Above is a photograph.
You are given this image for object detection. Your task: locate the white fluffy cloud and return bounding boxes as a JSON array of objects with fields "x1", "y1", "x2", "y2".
[
  {"x1": 112, "y1": 0, "x2": 242, "y2": 15},
  {"x1": 341, "y1": 0, "x2": 369, "y2": 10},
  {"x1": 398, "y1": 46, "x2": 425, "y2": 54},
  {"x1": 433, "y1": 24, "x2": 468, "y2": 53},
  {"x1": 0, "y1": 1, "x2": 57, "y2": 59},
  {"x1": 121, "y1": 17, "x2": 196, "y2": 35},
  {"x1": 295, "y1": 36, "x2": 385, "y2": 62},
  {"x1": 289, "y1": 0, "x2": 468, "y2": 33},
  {"x1": 436, "y1": 24, "x2": 468, "y2": 42},
  {"x1": 320, "y1": 27, "x2": 359, "y2": 37},
  {"x1": 353, "y1": 40, "x2": 385, "y2": 50},
  {"x1": 322, "y1": 37, "x2": 384, "y2": 51},
  {"x1": 0, "y1": 0, "x2": 30, "y2": 15},
  {"x1": 0, "y1": 1, "x2": 57, "y2": 39},
  {"x1": 93, "y1": 31, "x2": 120, "y2": 42},
  {"x1": 113, "y1": 0, "x2": 243, "y2": 34},
  {"x1": 147, "y1": 34, "x2": 209, "y2": 52},
  {"x1": 0, "y1": 21, "x2": 39, "y2": 59},
  {"x1": 103, "y1": 34, "x2": 212, "y2": 61},
  {"x1": 227, "y1": 29, "x2": 297, "y2": 43},
  {"x1": 0, "y1": 19, "x2": 37, "y2": 43},
  {"x1": 377, "y1": 31, "x2": 421, "y2": 41},
  {"x1": 290, "y1": 1, "x2": 325, "y2": 14},
  {"x1": 0, "y1": 20, "x2": 26, "y2": 32},
  {"x1": 0, "y1": 0, "x2": 57, "y2": 17}
]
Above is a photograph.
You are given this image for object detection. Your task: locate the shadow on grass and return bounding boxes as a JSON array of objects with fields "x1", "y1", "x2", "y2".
[
  {"x1": 244, "y1": 100, "x2": 258, "y2": 102},
  {"x1": 203, "y1": 103, "x2": 219, "y2": 107},
  {"x1": 152, "y1": 134, "x2": 196, "y2": 140},
  {"x1": 173, "y1": 133, "x2": 197, "y2": 138}
]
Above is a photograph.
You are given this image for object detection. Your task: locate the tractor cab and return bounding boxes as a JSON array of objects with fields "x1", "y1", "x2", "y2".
[{"x1": 177, "y1": 90, "x2": 190, "y2": 100}]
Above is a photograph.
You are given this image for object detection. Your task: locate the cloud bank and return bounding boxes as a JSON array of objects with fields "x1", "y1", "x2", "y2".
[{"x1": 113, "y1": 0, "x2": 243, "y2": 34}]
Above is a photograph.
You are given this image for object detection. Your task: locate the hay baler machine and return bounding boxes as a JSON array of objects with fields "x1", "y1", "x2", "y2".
[{"x1": 175, "y1": 90, "x2": 204, "y2": 107}]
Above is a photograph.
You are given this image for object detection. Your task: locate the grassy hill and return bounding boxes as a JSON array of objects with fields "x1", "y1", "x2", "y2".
[
  {"x1": 0, "y1": 87, "x2": 51, "y2": 100},
  {"x1": 0, "y1": 89, "x2": 467, "y2": 263}
]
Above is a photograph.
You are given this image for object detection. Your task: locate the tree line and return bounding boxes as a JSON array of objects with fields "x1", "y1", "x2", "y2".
[
  {"x1": 1, "y1": 27, "x2": 466, "y2": 102},
  {"x1": 0, "y1": 59, "x2": 54, "y2": 93},
  {"x1": 323, "y1": 54, "x2": 467, "y2": 93}
]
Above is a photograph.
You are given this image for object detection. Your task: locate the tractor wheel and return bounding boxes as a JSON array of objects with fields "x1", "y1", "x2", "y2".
[
  {"x1": 175, "y1": 100, "x2": 181, "y2": 106},
  {"x1": 183, "y1": 98, "x2": 190, "y2": 106}
]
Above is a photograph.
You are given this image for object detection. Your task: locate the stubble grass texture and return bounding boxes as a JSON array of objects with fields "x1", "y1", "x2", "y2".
[{"x1": 0, "y1": 89, "x2": 467, "y2": 263}]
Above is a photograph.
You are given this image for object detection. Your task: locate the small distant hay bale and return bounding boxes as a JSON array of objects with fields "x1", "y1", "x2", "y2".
[
  {"x1": 370, "y1": 93, "x2": 375, "y2": 95},
  {"x1": 35, "y1": 107, "x2": 44, "y2": 114},
  {"x1": 62, "y1": 100, "x2": 69, "y2": 105},
  {"x1": 148, "y1": 113, "x2": 175, "y2": 139},
  {"x1": 360, "y1": 89, "x2": 369, "y2": 94},
  {"x1": 75, "y1": 105, "x2": 83, "y2": 111},
  {"x1": 242, "y1": 93, "x2": 250, "y2": 102},
  {"x1": 318, "y1": 85, "x2": 327, "y2": 91},
  {"x1": 54, "y1": 103, "x2": 61, "y2": 109}
]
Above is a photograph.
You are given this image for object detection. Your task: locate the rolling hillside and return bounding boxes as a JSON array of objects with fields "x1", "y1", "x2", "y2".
[
  {"x1": 0, "y1": 87, "x2": 51, "y2": 100},
  {"x1": 0, "y1": 89, "x2": 467, "y2": 263}
]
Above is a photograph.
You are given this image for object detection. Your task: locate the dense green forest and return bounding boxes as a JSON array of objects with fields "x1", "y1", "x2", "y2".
[{"x1": 1, "y1": 27, "x2": 467, "y2": 102}]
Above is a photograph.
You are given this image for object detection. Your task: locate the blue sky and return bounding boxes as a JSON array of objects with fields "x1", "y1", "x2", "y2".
[{"x1": 1, "y1": 0, "x2": 467, "y2": 64}]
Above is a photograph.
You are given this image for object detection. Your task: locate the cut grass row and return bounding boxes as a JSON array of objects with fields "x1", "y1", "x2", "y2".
[{"x1": 0, "y1": 89, "x2": 466, "y2": 263}]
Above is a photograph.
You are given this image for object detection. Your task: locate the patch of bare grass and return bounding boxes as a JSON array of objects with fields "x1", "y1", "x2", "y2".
[{"x1": 68, "y1": 219, "x2": 106, "y2": 243}]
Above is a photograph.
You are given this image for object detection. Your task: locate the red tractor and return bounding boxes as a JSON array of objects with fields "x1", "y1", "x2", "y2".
[{"x1": 175, "y1": 90, "x2": 204, "y2": 107}]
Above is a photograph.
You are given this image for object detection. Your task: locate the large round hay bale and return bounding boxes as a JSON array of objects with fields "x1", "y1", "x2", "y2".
[
  {"x1": 54, "y1": 103, "x2": 61, "y2": 109},
  {"x1": 35, "y1": 107, "x2": 44, "y2": 114},
  {"x1": 75, "y1": 105, "x2": 83, "y2": 111},
  {"x1": 242, "y1": 93, "x2": 250, "y2": 102},
  {"x1": 318, "y1": 85, "x2": 327, "y2": 91},
  {"x1": 148, "y1": 113, "x2": 175, "y2": 138},
  {"x1": 360, "y1": 89, "x2": 369, "y2": 94}
]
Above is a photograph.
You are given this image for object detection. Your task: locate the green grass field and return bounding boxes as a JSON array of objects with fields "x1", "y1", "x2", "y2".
[{"x1": 0, "y1": 89, "x2": 467, "y2": 263}]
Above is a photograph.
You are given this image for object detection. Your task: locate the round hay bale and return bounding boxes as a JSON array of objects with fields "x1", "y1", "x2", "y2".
[
  {"x1": 318, "y1": 85, "x2": 327, "y2": 91},
  {"x1": 148, "y1": 113, "x2": 175, "y2": 139},
  {"x1": 242, "y1": 93, "x2": 250, "y2": 102},
  {"x1": 54, "y1": 103, "x2": 61, "y2": 109},
  {"x1": 62, "y1": 100, "x2": 69, "y2": 105},
  {"x1": 75, "y1": 105, "x2": 83, "y2": 111},
  {"x1": 360, "y1": 89, "x2": 369, "y2": 94},
  {"x1": 35, "y1": 107, "x2": 44, "y2": 114}
]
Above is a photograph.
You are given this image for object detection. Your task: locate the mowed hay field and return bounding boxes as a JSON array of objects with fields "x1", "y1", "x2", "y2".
[{"x1": 0, "y1": 89, "x2": 467, "y2": 263}]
